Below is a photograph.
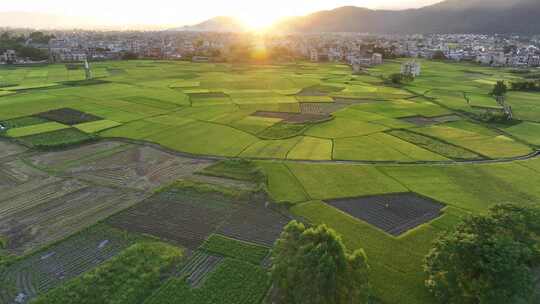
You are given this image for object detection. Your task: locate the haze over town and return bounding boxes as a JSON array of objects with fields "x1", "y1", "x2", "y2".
[{"x1": 1, "y1": 0, "x2": 443, "y2": 30}]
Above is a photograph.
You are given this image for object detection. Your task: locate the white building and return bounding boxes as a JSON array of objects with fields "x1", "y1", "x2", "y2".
[
  {"x1": 0, "y1": 50, "x2": 17, "y2": 63},
  {"x1": 528, "y1": 55, "x2": 540, "y2": 67},
  {"x1": 371, "y1": 53, "x2": 383, "y2": 65},
  {"x1": 310, "y1": 49, "x2": 319, "y2": 62},
  {"x1": 401, "y1": 61, "x2": 421, "y2": 77}
]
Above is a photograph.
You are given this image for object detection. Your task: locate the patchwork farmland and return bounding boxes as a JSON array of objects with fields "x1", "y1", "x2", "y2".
[{"x1": 0, "y1": 59, "x2": 539, "y2": 304}]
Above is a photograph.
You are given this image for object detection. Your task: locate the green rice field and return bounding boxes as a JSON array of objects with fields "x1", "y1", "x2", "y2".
[
  {"x1": 0, "y1": 59, "x2": 539, "y2": 304},
  {"x1": 1, "y1": 59, "x2": 537, "y2": 161}
]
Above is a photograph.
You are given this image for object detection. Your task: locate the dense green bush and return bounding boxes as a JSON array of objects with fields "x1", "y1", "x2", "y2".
[
  {"x1": 33, "y1": 242, "x2": 183, "y2": 304},
  {"x1": 19, "y1": 128, "x2": 95, "y2": 150},
  {"x1": 424, "y1": 204, "x2": 540, "y2": 304},
  {"x1": 271, "y1": 221, "x2": 370, "y2": 304},
  {"x1": 200, "y1": 159, "x2": 266, "y2": 183},
  {"x1": 144, "y1": 258, "x2": 269, "y2": 304}
]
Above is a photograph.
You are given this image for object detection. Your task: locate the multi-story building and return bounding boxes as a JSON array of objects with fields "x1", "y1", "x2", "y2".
[
  {"x1": 401, "y1": 61, "x2": 421, "y2": 77},
  {"x1": 0, "y1": 50, "x2": 17, "y2": 63}
]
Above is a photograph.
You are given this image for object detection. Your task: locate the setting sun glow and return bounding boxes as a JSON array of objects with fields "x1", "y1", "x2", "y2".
[{"x1": 239, "y1": 14, "x2": 280, "y2": 31}]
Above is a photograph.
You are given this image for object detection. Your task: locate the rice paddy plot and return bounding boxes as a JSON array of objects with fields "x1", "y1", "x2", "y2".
[
  {"x1": 500, "y1": 121, "x2": 540, "y2": 146},
  {"x1": 285, "y1": 163, "x2": 407, "y2": 200},
  {"x1": 388, "y1": 130, "x2": 482, "y2": 160},
  {"x1": 6, "y1": 122, "x2": 69, "y2": 138},
  {"x1": 295, "y1": 95, "x2": 334, "y2": 103},
  {"x1": 305, "y1": 117, "x2": 388, "y2": 139},
  {"x1": 415, "y1": 122, "x2": 533, "y2": 159},
  {"x1": 230, "y1": 116, "x2": 282, "y2": 134},
  {"x1": 254, "y1": 162, "x2": 310, "y2": 204},
  {"x1": 73, "y1": 120, "x2": 122, "y2": 134},
  {"x1": 18, "y1": 128, "x2": 94, "y2": 149},
  {"x1": 99, "y1": 120, "x2": 175, "y2": 140},
  {"x1": 333, "y1": 133, "x2": 449, "y2": 162},
  {"x1": 0, "y1": 225, "x2": 135, "y2": 304},
  {"x1": 188, "y1": 92, "x2": 232, "y2": 106},
  {"x1": 252, "y1": 111, "x2": 329, "y2": 124},
  {"x1": 257, "y1": 122, "x2": 308, "y2": 139},
  {"x1": 147, "y1": 121, "x2": 259, "y2": 157},
  {"x1": 325, "y1": 193, "x2": 445, "y2": 236},
  {"x1": 239, "y1": 137, "x2": 302, "y2": 159},
  {"x1": 287, "y1": 136, "x2": 333, "y2": 161},
  {"x1": 399, "y1": 114, "x2": 461, "y2": 126}
]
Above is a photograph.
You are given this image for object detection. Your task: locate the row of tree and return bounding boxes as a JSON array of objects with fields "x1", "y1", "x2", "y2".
[
  {"x1": 510, "y1": 80, "x2": 540, "y2": 92},
  {"x1": 270, "y1": 203, "x2": 540, "y2": 303},
  {"x1": 0, "y1": 32, "x2": 52, "y2": 62}
]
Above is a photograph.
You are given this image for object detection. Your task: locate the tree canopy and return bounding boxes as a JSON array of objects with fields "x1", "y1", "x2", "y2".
[
  {"x1": 492, "y1": 81, "x2": 508, "y2": 97},
  {"x1": 424, "y1": 204, "x2": 540, "y2": 304},
  {"x1": 271, "y1": 221, "x2": 370, "y2": 304},
  {"x1": 0, "y1": 31, "x2": 48, "y2": 61}
]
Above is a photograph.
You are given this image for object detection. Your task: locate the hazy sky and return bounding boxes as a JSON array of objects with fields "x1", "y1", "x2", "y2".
[{"x1": 2, "y1": 0, "x2": 443, "y2": 28}]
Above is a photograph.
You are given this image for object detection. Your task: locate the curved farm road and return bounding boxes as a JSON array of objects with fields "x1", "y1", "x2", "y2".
[{"x1": 110, "y1": 137, "x2": 540, "y2": 167}]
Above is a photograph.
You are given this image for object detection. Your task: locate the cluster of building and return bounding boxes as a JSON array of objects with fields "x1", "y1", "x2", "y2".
[
  {"x1": 1, "y1": 29, "x2": 539, "y2": 69},
  {"x1": 391, "y1": 33, "x2": 540, "y2": 68},
  {"x1": 0, "y1": 50, "x2": 17, "y2": 63}
]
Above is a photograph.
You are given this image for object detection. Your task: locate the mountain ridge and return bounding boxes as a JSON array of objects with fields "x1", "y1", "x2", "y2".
[
  {"x1": 273, "y1": 0, "x2": 540, "y2": 34},
  {"x1": 169, "y1": 16, "x2": 246, "y2": 32}
]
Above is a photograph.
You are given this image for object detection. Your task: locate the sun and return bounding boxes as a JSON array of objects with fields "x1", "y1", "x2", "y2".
[{"x1": 238, "y1": 14, "x2": 278, "y2": 31}]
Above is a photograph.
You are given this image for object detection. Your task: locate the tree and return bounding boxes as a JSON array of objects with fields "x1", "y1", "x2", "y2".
[
  {"x1": 29, "y1": 31, "x2": 55, "y2": 44},
  {"x1": 432, "y1": 50, "x2": 447, "y2": 60},
  {"x1": 389, "y1": 73, "x2": 413, "y2": 85},
  {"x1": 271, "y1": 221, "x2": 370, "y2": 304},
  {"x1": 492, "y1": 81, "x2": 508, "y2": 97},
  {"x1": 424, "y1": 204, "x2": 540, "y2": 304}
]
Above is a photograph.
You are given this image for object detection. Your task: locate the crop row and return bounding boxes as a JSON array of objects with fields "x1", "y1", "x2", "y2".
[{"x1": 0, "y1": 225, "x2": 134, "y2": 304}]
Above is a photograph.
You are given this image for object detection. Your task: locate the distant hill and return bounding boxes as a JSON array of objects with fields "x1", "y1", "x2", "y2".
[
  {"x1": 170, "y1": 16, "x2": 246, "y2": 32},
  {"x1": 274, "y1": 0, "x2": 540, "y2": 34}
]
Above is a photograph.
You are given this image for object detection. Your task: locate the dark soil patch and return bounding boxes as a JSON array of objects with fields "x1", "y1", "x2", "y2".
[
  {"x1": 252, "y1": 111, "x2": 330, "y2": 124},
  {"x1": 187, "y1": 92, "x2": 229, "y2": 99},
  {"x1": 218, "y1": 201, "x2": 290, "y2": 247},
  {"x1": 300, "y1": 102, "x2": 348, "y2": 115},
  {"x1": 107, "y1": 191, "x2": 238, "y2": 250},
  {"x1": 400, "y1": 115, "x2": 461, "y2": 126},
  {"x1": 332, "y1": 97, "x2": 381, "y2": 104},
  {"x1": 108, "y1": 185, "x2": 287, "y2": 249},
  {"x1": 35, "y1": 108, "x2": 102, "y2": 125},
  {"x1": 61, "y1": 79, "x2": 110, "y2": 86},
  {"x1": 325, "y1": 193, "x2": 444, "y2": 236},
  {"x1": 298, "y1": 85, "x2": 344, "y2": 96}
]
